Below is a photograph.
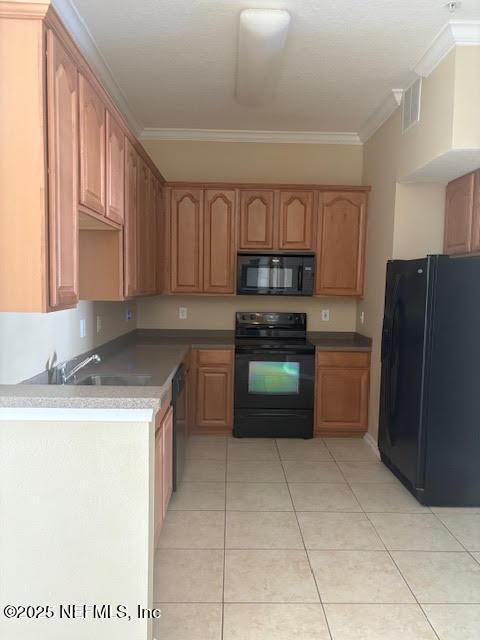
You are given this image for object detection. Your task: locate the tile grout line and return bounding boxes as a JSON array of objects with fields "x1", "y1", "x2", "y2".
[
  {"x1": 332, "y1": 458, "x2": 443, "y2": 640},
  {"x1": 221, "y1": 440, "x2": 228, "y2": 640},
  {"x1": 332, "y1": 448, "x2": 443, "y2": 639},
  {"x1": 275, "y1": 438, "x2": 335, "y2": 640}
]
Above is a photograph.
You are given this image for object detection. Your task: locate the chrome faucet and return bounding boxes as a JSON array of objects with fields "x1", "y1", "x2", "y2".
[{"x1": 58, "y1": 354, "x2": 101, "y2": 384}]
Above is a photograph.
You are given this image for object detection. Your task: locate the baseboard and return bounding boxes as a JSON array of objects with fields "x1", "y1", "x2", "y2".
[{"x1": 363, "y1": 432, "x2": 380, "y2": 459}]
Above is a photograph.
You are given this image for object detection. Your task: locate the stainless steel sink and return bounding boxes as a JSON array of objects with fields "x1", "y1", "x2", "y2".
[{"x1": 74, "y1": 374, "x2": 153, "y2": 386}]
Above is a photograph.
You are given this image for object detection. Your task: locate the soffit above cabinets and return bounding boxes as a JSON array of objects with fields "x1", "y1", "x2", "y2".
[{"x1": 55, "y1": 0, "x2": 480, "y2": 143}]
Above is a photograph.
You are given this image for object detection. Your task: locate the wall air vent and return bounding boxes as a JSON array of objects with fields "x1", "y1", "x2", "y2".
[{"x1": 402, "y1": 77, "x2": 422, "y2": 133}]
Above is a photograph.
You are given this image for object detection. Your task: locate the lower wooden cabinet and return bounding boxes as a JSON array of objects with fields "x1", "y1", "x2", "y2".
[
  {"x1": 154, "y1": 425, "x2": 164, "y2": 546},
  {"x1": 315, "y1": 351, "x2": 370, "y2": 436},
  {"x1": 193, "y1": 349, "x2": 234, "y2": 432},
  {"x1": 154, "y1": 399, "x2": 173, "y2": 545},
  {"x1": 162, "y1": 406, "x2": 173, "y2": 515}
]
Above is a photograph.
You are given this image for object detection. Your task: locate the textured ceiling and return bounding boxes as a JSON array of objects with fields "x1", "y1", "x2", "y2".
[{"x1": 71, "y1": 0, "x2": 480, "y2": 132}]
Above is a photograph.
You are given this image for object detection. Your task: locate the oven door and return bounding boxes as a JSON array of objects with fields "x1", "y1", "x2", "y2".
[
  {"x1": 234, "y1": 350, "x2": 314, "y2": 410},
  {"x1": 237, "y1": 255, "x2": 304, "y2": 295}
]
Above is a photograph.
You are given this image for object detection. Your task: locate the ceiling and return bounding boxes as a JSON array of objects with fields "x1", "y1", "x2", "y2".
[{"x1": 69, "y1": 0, "x2": 480, "y2": 135}]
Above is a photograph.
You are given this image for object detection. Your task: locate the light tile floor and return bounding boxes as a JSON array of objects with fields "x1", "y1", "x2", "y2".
[{"x1": 154, "y1": 436, "x2": 480, "y2": 640}]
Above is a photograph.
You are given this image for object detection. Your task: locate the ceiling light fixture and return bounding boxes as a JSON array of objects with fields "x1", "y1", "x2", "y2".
[{"x1": 235, "y1": 8, "x2": 291, "y2": 106}]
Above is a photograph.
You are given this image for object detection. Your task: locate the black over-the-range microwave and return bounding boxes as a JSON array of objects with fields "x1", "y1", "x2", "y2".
[{"x1": 236, "y1": 252, "x2": 315, "y2": 296}]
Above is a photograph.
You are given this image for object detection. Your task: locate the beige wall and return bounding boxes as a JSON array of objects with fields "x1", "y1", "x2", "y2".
[
  {"x1": 357, "y1": 52, "x2": 461, "y2": 441},
  {"x1": 138, "y1": 295, "x2": 357, "y2": 332},
  {"x1": 453, "y1": 47, "x2": 480, "y2": 149},
  {"x1": 357, "y1": 112, "x2": 399, "y2": 439},
  {"x1": 0, "y1": 301, "x2": 136, "y2": 384},
  {"x1": 393, "y1": 183, "x2": 445, "y2": 259},
  {"x1": 398, "y1": 52, "x2": 455, "y2": 181},
  {"x1": 142, "y1": 140, "x2": 364, "y2": 184}
]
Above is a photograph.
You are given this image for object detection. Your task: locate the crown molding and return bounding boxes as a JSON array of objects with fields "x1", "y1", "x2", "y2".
[
  {"x1": 415, "y1": 20, "x2": 480, "y2": 77},
  {"x1": 140, "y1": 128, "x2": 362, "y2": 145},
  {"x1": 0, "y1": 1, "x2": 50, "y2": 19},
  {"x1": 52, "y1": 0, "x2": 142, "y2": 136},
  {"x1": 358, "y1": 89, "x2": 403, "y2": 143}
]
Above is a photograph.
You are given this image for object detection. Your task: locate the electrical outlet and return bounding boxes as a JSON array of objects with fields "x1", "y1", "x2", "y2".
[
  {"x1": 360, "y1": 311, "x2": 365, "y2": 325},
  {"x1": 79, "y1": 318, "x2": 86, "y2": 338},
  {"x1": 321, "y1": 309, "x2": 330, "y2": 322},
  {"x1": 179, "y1": 307, "x2": 188, "y2": 320},
  {"x1": 96, "y1": 315, "x2": 102, "y2": 334},
  {"x1": 126, "y1": 309, "x2": 133, "y2": 321}
]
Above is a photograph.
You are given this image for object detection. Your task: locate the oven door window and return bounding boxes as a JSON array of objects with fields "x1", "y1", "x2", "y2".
[{"x1": 248, "y1": 361, "x2": 300, "y2": 395}]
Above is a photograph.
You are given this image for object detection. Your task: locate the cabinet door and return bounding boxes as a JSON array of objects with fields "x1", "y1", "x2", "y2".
[
  {"x1": 170, "y1": 188, "x2": 203, "y2": 293},
  {"x1": 204, "y1": 189, "x2": 236, "y2": 293},
  {"x1": 162, "y1": 407, "x2": 173, "y2": 515},
  {"x1": 105, "y1": 111, "x2": 125, "y2": 225},
  {"x1": 444, "y1": 173, "x2": 475, "y2": 255},
  {"x1": 144, "y1": 171, "x2": 157, "y2": 294},
  {"x1": 124, "y1": 139, "x2": 139, "y2": 297},
  {"x1": 154, "y1": 426, "x2": 164, "y2": 546},
  {"x1": 239, "y1": 190, "x2": 274, "y2": 249},
  {"x1": 156, "y1": 182, "x2": 165, "y2": 294},
  {"x1": 471, "y1": 171, "x2": 480, "y2": 253},
  {"x1": 315, "y1": 367, "x2": 369, "y2": 435},
  {"x1": 79, "y1": 74, "x2": 106, "y2": 216},
  {"x1": 136, "y1": 158, "x2": 150, "y2": 294},
  {"x1": 278, "y1": 190, "x2": 315, "y2": 250},
  {"x1": 316, "y1": 191, "x2": 367, "y2": 296},
  {"x1": 196, "y1": 366, "x2": 233, "y2": 430},
  {"x1": 46, "y1": 29, "x2": 79, "y2": 310}
]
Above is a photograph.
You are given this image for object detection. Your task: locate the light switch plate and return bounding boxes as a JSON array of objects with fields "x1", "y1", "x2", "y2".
[
  {"x1": 79, "y1": 318, "x2": 86, "y2": 338},
  {"x1": 321, "y1": 309, "x2": 330, "y2": 322},
  {"x1": 96, "y1": 315, "x2": 102, "y2": 334},
  {"x1": 179, "y1": 307, "x2": 188, "y2": 320}
]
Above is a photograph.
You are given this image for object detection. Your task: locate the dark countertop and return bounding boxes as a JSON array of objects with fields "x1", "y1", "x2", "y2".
[
  {"x1": 307, "y1": 331, "x2": 372, "y2": 352},
  {"x1": 0, "y1": 329, "x2": 371, "y2": 410}
]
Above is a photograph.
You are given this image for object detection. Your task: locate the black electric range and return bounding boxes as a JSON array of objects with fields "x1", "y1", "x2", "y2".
[{"x1": 233, "y1": 312, "x2": 315, "y2": 438}]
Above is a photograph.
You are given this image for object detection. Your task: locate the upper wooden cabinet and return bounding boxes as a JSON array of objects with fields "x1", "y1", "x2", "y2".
[
  {"x1": 204, "y1": 189, "x2": 236, "y2": 294},
  {"x1": 472, "y1": 172, "x2": 480, "y2": 253},
  {"x1": 0, "y1": 5, "x2": 164, "y2": 312},
  {"x1": 316, "y1": 191, "x2": 367, "y2": 297},
  {"x1": 136, "y1": 158, "x2": 150, "y2": 295},
  {"x1": 145, "y1": 170, "x2": 158, "y2": 294},
  {"x1": 444, "y1": 172, "x2": 476, "y2": 255},
  {"x1": 170, "y1": 188, "x2": 204, "y2": 293},
  {"x1": 124, "y1": 139, "x2": 139, "y2": 297},
  {"x1": 278, "y1": 190, "x2": 315, "y2": 250},
  {"x1": 78, "y1": 73, "x2": 106, "y2": 216},
  {"x1": 239, "y1": 190, "x2": 275, "y2": 249},
  {"x1": 46, "y1": 29, "x2": 79, "y2": 311},
  {"x1": 105, "y1": 111, "x2": 125, "y2": 225}
]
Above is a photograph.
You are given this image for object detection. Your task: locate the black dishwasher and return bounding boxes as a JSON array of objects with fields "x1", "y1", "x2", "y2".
[{"x1": 171, "y1": 364, "x2": 187, "y2": 490}]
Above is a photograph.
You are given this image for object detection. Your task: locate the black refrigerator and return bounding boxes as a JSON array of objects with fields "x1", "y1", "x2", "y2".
[{"x1": 379, "y1": 254, "x2": 480, "y2": 506}]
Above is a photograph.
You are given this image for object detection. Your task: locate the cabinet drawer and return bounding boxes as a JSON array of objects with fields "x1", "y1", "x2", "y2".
[
  {"x1": 197, "y1": 349, "x2": 233, "y2": 366},
  {"x1": 316, "y1": 351, "x2": 370, "y2": 369}
]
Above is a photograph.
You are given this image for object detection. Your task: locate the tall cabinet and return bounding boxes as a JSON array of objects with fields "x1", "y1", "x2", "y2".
[
  {"x1": 0, "y1": 4, "x2": 165, "y2": 312},
  {"x1": 46, "y1": 29, "x2": 79, "y2": 310}
]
